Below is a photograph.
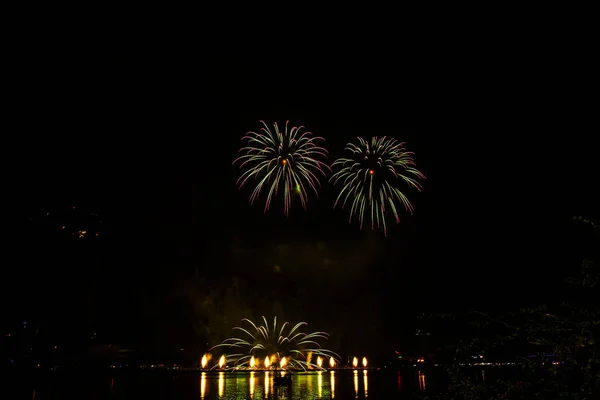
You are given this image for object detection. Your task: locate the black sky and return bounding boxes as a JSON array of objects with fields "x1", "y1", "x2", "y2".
[{"x1": 6, "y1": 31, "x2": 598, "y2": 352}]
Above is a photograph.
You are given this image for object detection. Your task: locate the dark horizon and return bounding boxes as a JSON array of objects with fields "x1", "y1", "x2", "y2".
[{"x1": 5, "y1": 38, "x2": 599, "y2": 357}]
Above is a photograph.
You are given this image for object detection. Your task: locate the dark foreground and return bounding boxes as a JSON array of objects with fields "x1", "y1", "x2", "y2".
[{"x1": 6, "y1": 368, "x2": 508, "y2": 399}]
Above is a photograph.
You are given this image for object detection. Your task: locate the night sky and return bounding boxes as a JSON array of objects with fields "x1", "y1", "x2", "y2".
[{"x1": 6, "y1": 34, "x2": 598, "y2": 356}]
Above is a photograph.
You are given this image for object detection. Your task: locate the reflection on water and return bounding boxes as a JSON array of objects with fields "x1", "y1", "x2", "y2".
[
  {"x1": 21, "y1": 369, "x2": 464, "y2": 399},
  {"x1": 218, "y1": 372, "x2": 224, "y2": 398},
  {"x1": 330, "y1": 371, "x2": 335, "y2": 398},
  {"x1": 317, "y1": 371, "x2": 322, "y2": 398},
  {"x1": 195, "y1": 371, "x2": 376, "y2": 399},
  {"x1": 249, "y1": 372, "x2": 255, "y2": 397},
  {"x1": 264, "y1": 371, "x2": 269, "y2": 397},
  {"x1": 200, "y1": 372, "x2": 206, "y2": 399},
  {"x1": 418, "y1": 371, "x2": 426, "y2": 391}
]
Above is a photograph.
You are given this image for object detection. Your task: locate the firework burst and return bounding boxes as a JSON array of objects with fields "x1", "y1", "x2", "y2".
[
  {"x1": 330, "y1": 137, "x2": 425, "y2": 236},
  {"x1": 210, "y1": 317, "x2": 339, "y2": 371},
  {"x1": 233, "y1": 121, "x2": 329, "y2": 215}
]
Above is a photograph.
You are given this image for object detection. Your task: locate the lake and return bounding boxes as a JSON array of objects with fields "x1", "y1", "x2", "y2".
[{"x1": 13, "y1": 369, "x2": 448, "y2": 399}]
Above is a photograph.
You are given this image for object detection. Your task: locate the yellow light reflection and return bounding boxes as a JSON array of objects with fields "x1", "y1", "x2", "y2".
[
  {"x1": 418, "y1": 371, "x2": 426, "y2": 391},
  {"x1": 482, "y1": 369, "x2": 486, "y2": 383},
  {"x1": 329, "y1": 357, "x2": 336, "y2": 368},
  {"x1": 249, "y1": 371, "x2": 255, "y2": 396},
  {"x1": 353, "y1": 357, "x2": 358, "y2": 368},
  {"x1": 264, "y1": 371, "x2": 269, "y2": 396},
  {"x1": 264, "y1": 356, "x2": 270, "y2": 368},
  {"x1": 318, "y1": 371, "x2": 323, "y2": 398},
  {"x1": 200, "y1": 372, "x2": 206, "y2": 399},
  {"x1": 218, "y1": 372, "x2": 224, "y2": 397},
  {"x1": 218, "y1": 355, "x2": 225, "y2": 369},
  {"x1": 363, "y1": 370, "x2": 368, "y2": 397},
  {"x1": 353, "y1": 370, "x2": 359, "y2": 396},
  {"x1": 330, "y1": 371, "x2": 336, "y2": 398},
  {"x1": 317, "y1": 356, "x2": 322, "y2": 368},
  {"x1": 201, "y1": 354, "x2": 208, "y2": 369},
  {"x1": 362, "y1": 357, "x2": 368, "y2": 368},
  {"x1": 280, "y1": 357, "x2": 287, "y2": 369},
  {"x1": 250, "y1": 356, "x2": 255, "y2": 368}
]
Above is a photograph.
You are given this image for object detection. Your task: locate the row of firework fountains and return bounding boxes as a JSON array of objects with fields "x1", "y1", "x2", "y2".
[
  {"x1": 234, "y1": 121, "x2": 426, "y2": 236},
  {"x1": 200, "y1": 353, "x2": 370, "y2": 371}
]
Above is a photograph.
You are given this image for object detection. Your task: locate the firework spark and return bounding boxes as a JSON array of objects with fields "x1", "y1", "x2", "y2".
[
  {"x1": 210, "y1": 317, "x2": 339, "y2": 371},
  {"x1": 233, "y1": 121, "x2": 329, "y2": 215},
  {"x1": 330, "y1": 137, "x2": 425, "y2": 236}
]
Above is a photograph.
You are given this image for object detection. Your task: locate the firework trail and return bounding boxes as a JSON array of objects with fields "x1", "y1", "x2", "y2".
[
  {"x1": 210, "y1": 316, "x2": 339, "y2": 371},
  {"x1": 330, "y1": 136, "x2": 425, "y2": 236},
  {"x1": 233, "y1": 121, "x2": 329, "y2": 215}
]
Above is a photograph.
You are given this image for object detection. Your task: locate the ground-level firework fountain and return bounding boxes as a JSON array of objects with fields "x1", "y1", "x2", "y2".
[{"x1": 207, "y1": 317, "x2": 340, "y2": 371}]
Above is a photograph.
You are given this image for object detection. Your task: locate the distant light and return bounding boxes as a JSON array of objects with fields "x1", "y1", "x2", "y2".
[
  {"x1": 369, "y1": 169, "x2": 374, "y2": 175},
  {"x1": 282, "y1": 159, "x2": 287, "y2": 164}
]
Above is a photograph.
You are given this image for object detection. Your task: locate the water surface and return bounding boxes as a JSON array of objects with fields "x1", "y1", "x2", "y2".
[{"x1": 17, "y1": 368, "x2": 459, "y2": 399}]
